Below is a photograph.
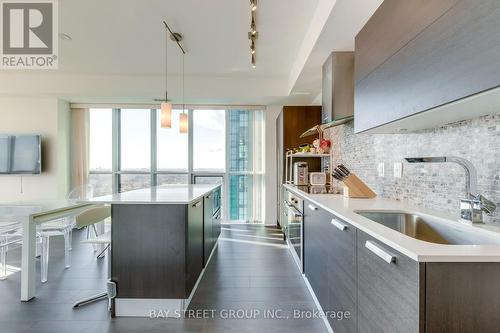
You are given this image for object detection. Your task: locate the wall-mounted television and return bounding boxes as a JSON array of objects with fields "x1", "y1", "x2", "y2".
[{"x1": 0, "y1": 135, "x2": 41, "y2": 174}]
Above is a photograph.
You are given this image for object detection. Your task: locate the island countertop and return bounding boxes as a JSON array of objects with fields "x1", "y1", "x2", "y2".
[{"x1": 84, "y1": 184, "x2": 221, "y2": 205}]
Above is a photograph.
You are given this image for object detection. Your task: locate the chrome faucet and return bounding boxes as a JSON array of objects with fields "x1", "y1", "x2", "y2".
[{"x1": 405, "y1": 156, "x2": 496, "y2": 224}]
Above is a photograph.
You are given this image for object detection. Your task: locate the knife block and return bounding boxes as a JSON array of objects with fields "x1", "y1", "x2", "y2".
[{"x1": 341, "y1": 173, "x2": 376, "y2": 198}]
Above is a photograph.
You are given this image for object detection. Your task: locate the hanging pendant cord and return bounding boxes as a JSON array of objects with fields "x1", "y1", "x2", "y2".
[
  {"x1": 182, "y1": 53, "x2": 185, "y2": 113},
  {"x1": 165, "y1": 25, "x2": 168, "y2": 102}
]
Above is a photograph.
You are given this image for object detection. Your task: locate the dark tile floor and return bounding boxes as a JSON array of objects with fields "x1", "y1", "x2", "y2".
[{"x1": 0, "y1": 224, "x2": 326, "y2": 333}]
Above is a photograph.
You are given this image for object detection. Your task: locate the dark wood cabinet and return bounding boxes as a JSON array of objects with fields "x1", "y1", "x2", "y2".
[
  {"x1": 326, "y1": 215, "x2": 357, "y2": 333},
  {"x1": 355, "y1": 0, "x2": 459, "y2": 84},
  {"x1": 276, "y1": 106, "x2": 322, "y2": 228},
  {"x1": 203, "y1": 188, "x2": 221, "y2": 267},
  {"x1": 111, "y1": 204, "x2": 187, "y2": 299},
  {"x1": 354, "y1": 0, "x2": 500, "y2": 133},
  {"x1": 303, "y1": 200, "x2": 330, "y2": 309},
  {"x1": 212, "y1": 187, "x2": 221, "y2": 241},
  {"x1": 203, "y1": 193, "x2": 214, "y2": 267},
  {"x1": 186, "y1": 199, "x2": 204, "y2": 295},
  {"x1": 300, "y1": 192, "x2": 500, "y2": 332},
  {"x1": 322, "y1": 52, "x2": 354, "y2": 124},
  {"x1": 302, "y1": 200, "x2": 420, "y2": 332},
  {"x1": 303, "y1": 199, "x2": 357, "y2": 332},
  {"x1": 425, "y1": 262, "x2": 500, "y2": 333},
  {"x1": 357, "y1": 230, "x2": 423, "y2": 333}
]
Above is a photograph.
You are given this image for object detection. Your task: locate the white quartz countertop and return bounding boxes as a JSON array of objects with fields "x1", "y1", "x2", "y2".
[
  {"x1": 84, "y1": 184, "x2": 220, "y2": 205},
  {"x1": 284, "y1": 184, "x2": 500, "y2": 262}
]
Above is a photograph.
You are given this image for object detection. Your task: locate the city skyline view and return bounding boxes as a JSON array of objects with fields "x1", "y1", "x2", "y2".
[{"x1": 88, "y1": 108, "x2": 264, "y2": 223}]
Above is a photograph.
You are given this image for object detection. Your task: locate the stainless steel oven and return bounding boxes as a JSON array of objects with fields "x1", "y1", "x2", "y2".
[{"x1": 284, "y1": 191, "x2": 303, "y2": 272}]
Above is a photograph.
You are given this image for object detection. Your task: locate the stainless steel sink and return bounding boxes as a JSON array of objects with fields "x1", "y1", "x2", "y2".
[{"x1": 355, "y1": 211, "x2": 500, "y2": 245}]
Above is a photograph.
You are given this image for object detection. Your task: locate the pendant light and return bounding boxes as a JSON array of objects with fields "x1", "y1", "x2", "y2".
[
  {"x1": 179, "y1": 52, "x2": 188, "y2": 134},
  {"x1": 161, "y1": 23, "x2": 172, "y2": 128}
]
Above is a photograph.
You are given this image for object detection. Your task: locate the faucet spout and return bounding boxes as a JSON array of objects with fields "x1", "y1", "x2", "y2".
[
  {"x1": 405, "y1": 156, "x2": 495, "y2": 223},
  {"x1": 405, "y1": 156, "x2": 477, "y2": 197}
]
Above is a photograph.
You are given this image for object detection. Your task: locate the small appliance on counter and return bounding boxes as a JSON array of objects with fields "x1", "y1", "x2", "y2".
[
  {"x1": 309, "y1": 172, "x2": 327, "y2": 186},
  {"x1": 293, "y1": 162, "x2": 308, "y2": 185},
  {"x1": 309, "y1": 185, "x2": 329, "y2": 194},
  {"x1": 293, "y1": 184, "x2": 334, "y2": 195}
]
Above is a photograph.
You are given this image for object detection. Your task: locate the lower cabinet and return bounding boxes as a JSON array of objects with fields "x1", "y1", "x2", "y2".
[
  {"x1": 303, "y1": 200, "x2": 357, "y2": 333},
  {"x1": 357, "y1": 230, "x2": 422, "y2": 333},
  {"x1": 186, "y1": 199, "x2": 204, "y2": 295},
  {"x1": 303, "y1": 199, "x2": 419, "y2": 333},
  {"x1": 203, "y1": 193, "x2": 214, "y2": 267},
  {"x1": 327, "y1": 215, "x2": 357, "y2": 333},
  {"x1": 203, "y1": 189, "x2": 221, "y2": 267},
  {"x1": 302, "y1": 197, "x2": 500, "y2": 333},
  {"x1": 304, "y1": 201, "x2": 330, "y2": 308}
]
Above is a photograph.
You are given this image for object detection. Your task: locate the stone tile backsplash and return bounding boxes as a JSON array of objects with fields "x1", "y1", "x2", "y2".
[{"x1": 323, "y1": 114, "x2": 500, "y2": 224}]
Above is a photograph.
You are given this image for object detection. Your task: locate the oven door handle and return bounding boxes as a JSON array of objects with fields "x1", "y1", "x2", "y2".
[{"x1": 284, "y1": 201, "x2": 303, "y2": 218}]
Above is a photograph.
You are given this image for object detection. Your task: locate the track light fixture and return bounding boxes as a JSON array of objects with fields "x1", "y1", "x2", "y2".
[
  {"x1": 248, "y1": 2, "x2": 258, "y2": 68},
  {"x1": 250, "y1": 0, "x2": 257, "y2": 11},
  {"x1": 250, "y1": 16, "x2": 257, "y2": 35}
]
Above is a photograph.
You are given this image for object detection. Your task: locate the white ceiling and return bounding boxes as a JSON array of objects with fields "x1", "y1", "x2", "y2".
[
  {"x1": 0, "y1": 0, "x2": 383, "y2": 105},
  {"x1": 289, "y1": 0, "x2": 384, "y2": 102},
  {"x1": 58, "y1": 0, "x2": 319, "y2": 76}
]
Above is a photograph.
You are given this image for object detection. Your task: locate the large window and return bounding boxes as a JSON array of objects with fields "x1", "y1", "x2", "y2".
[
  {"x1": 89, "y1": 109, "x2": 113, "y2": 196},
  {"x1": 157, "y1": 109, "x2": 188, "y2": 172},
  {"x1": 227, "y1": 111, "x2": 264, "y2": 222},
  {"x1": 88, "y1": 107, "x2": 264, "y2": 223},
  {"x1": 193, "y1": 109, "x2": 225, "y2": 172},
  {"x1": 120, "y1": 109, "x2": 151, "y2": 171}
]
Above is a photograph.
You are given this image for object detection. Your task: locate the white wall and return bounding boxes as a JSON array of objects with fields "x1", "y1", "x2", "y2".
[
  {"x1": 0, "y1": 97, "x2": 71, "y2": 202},
  {"x1": 264, "y1": 106, "x2": 282, "y2": 225}
]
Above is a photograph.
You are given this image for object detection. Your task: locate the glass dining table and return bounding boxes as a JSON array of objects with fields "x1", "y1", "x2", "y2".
[{"x1": 0, "y1": 201, "x2": 97, "y2": 301}]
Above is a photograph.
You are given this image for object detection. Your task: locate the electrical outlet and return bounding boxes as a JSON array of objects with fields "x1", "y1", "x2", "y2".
[
  {"x1": 394, "y1": 162, "x2": 403, "y2": 178},
  {"x1": 377, "y1": 162, "x2": 385, "y2": 177}
]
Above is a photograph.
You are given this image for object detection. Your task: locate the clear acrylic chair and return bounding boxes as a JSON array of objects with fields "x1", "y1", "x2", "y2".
[
  {"x1": 0, "y1": 221, "x2": 23, "y2": 280},
  {"x1": 38, "y1": 184, "x2": 95, "y2": 283},
  {"x1": 72, "y1": 205, "x2": 112, "y2": 309}
]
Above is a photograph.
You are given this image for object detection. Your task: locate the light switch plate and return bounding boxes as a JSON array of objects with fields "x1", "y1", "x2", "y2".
[
  {"x1": 377, "y1": 162, "x2": 385, "y2": 177},
  {"x1": 394, "y1": 162, "x2": 403, "y2": 178}
]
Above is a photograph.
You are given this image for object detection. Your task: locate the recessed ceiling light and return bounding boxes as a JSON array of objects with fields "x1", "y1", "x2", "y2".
[{"x1": 59, "y1": 33, "x2": 72, "y2": 41}]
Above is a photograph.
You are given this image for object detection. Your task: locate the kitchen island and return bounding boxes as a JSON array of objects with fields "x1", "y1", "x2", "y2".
[{"x1": 86, "y1": 184, "x2": 222, "y2": 317}]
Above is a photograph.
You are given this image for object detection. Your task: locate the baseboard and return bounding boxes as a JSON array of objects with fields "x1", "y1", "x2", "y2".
[
  {"x1": 184, "y1": 239, "x2": 219, "y2": 309},
  {"x1": 302, "y1": 275, "x2": 334, "y2": 333}
]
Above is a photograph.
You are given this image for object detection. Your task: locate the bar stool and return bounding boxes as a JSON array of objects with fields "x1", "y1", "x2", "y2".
[{"x1": 72, "y1": 205, "x2": 112, "y2": 309}]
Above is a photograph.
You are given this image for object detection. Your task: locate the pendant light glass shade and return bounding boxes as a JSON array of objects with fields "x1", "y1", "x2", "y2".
[
  {"x1": 161, "y1": 102, "x2": 172, "y2": 128},
  {"x1": 179, "y1": 112, "x2": 188, "y2": 133}
]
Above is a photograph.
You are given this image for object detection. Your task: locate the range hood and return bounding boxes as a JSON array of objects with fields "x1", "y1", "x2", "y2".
[{"x1": 322, "y1": 51, "x2": 354, "y2": 124}]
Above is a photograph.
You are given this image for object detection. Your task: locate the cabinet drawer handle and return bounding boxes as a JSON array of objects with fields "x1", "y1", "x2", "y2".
[
  {"x1": 308, "y1": 204, "x2": 317, "y2": 211},
  {"x1": 365, "y1": 241, "x2": 396, "y2": 264},
  {"x1": 331, "y1": 218, "x2": 347, "y2": 231},
  {"x1": 192, "y1": 201, "x2": 202, "y2": 208}
]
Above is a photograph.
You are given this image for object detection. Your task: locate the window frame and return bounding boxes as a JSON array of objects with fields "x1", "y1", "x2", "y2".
[{"x1": 88, "y1": 107, "x2": 264, "y2": 222}]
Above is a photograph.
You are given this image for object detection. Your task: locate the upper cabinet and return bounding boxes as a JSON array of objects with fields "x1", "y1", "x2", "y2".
[
  {"x1": 354, "y1": 0, "x2": 500, "y2": 133},
  {"x1": 322, "y1": 52, "x2": 354, "y2": 124}
]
